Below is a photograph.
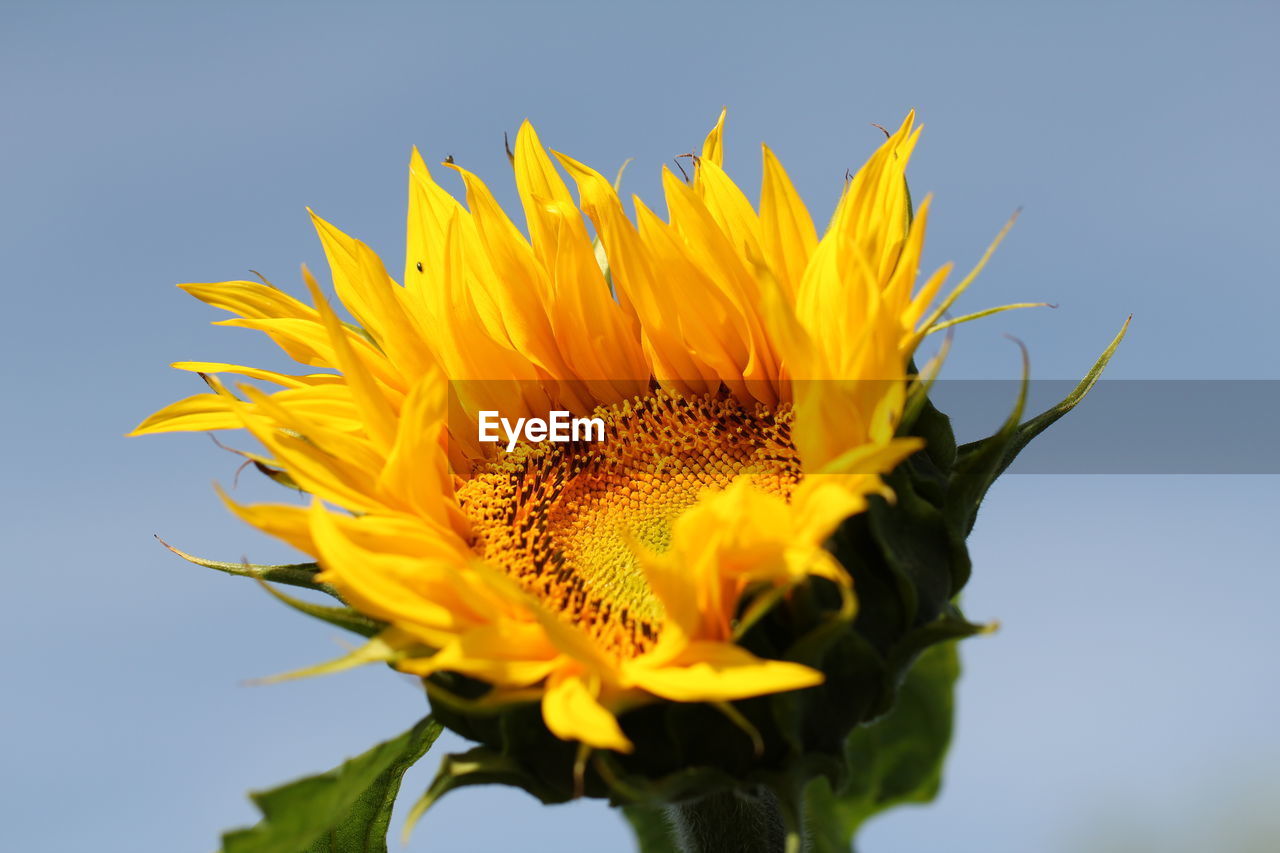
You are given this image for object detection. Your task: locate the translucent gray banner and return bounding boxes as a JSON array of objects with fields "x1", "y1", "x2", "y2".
[
  {"x1": 932, "y1": 380, "x2": 1280, "y2": 474},
  {"x1": 444, "y1": 380, "x2": 1280, "y2": 474}
]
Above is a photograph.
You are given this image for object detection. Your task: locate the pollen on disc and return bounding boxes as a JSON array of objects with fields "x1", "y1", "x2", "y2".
[{"x1": 455, "y1": 389, "x2": 801, "y2": 660}]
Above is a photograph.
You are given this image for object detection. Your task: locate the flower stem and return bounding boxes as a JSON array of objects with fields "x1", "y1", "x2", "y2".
[{"x1": 667, "y1": 788, "x2": 793, "y2": 853}]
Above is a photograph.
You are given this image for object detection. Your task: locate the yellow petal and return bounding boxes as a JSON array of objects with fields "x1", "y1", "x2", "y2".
[
  {"x1": 301, "y1": 266, "x2": 399, "y2": 452},
  {"x1": 171, "y1": 361, "x2": 340, "y2": 389},
  {"x1": 408, "y1": 624, "x2": 560, "y2": 686},
  {"x1": 129, "y1": 393, "x2": 237, "y2": 436},
  {"x1": 542, "y1": 671, "x2": 633, "y2": 752},
  {"x1": 630, "y1": 642, "x2": 822, "y2": 702},
  {"x1": 308, "y1": 504, "x2": 486, "y2": 638},
  {"x1": 693, "y1": 159, "x2": 763, "y2": 264},
  {"x1": 555, "y1": 152, "x2": 721, "y2": 396},
  {"x1": 759, "y1": 144, "x2": 818, "y2": 296},
  {"x1": 404, "y1": 146, "x2": 466, "y2": 295},
  {"x1": 310, "y1": 211, "x2": 436, "y2": 379},
  {"x1": 513, "y1": 121, "x2": 579, "y2": 272},
  {"x1": 445, "y1": 163, "x2": 575, "y2": 382},
  {"x1": 214, "y1": 316, "x2": 338, "y2": 371},
  {"x1": 232, "y1": 386, "x2": 385, "y2": 512},
  {"x1": 699, "y1": 107, "x2": 727, "y2": 170},
  {"x1": 660, "y1": 166, "x2": 783, "y2": 404},
  {"x1": 179, "y1": 279, "x2": 317, "y2": 321},
  {"x1": 376, "y1": 369, "x2": 467, "y2": 536},
  {"x1": 216, "y1": 484, "x2": 318, "y2": 557},
  {"x1": 269, "y1": 385, "x2": 364, "y2": 432},
  {"x1": 545, "y1": 207, "x2": 650, "y2": 400}
]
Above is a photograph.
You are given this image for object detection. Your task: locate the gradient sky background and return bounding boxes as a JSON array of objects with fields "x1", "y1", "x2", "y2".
[{"x1": 4, "y1": 2, "x2": 1278, "y2": 851}]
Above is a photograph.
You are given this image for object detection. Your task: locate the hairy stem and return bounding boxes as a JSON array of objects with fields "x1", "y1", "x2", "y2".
[{"x1": 667, "y1": 788, "x2": 791, "y2": 853}]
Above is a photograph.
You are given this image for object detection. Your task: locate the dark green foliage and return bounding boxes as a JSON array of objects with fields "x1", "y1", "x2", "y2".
[
  {"x1": 221, "y1": 716, "x2": 442, "y2": 853},
  {"x1": 804, "y1": 643, "x2": 960, "y2": 851}
]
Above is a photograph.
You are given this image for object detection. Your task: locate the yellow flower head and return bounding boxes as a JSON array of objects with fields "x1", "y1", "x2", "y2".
[{"x1": 134, "y1": 111, "x2": 969, "y2": 756}]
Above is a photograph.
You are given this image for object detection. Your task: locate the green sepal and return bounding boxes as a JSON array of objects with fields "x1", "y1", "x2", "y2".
[
  {"x1": 960, "y1": 315, "x2": 1131, "y2": 485},
  {"x1": 257, "y1": 580, "x2": 387, "y2": 639},
  {"x1": 899, "y1": 356, "x2": 958, "y2": 490},
  {"x1": 929, "y1": 302, "x2": 1054, "y2": 332},
  {"x1": 803, "y1": 642, "x2": 961, "y2": 852},
  {"x1": 156, "y1": 537, "x2": 342, "y2": 601},
  {"x1": 342, "y1": 320, "x2": 381, "y2": 350},
  {"x1": 945, "y1": 341, "x2": 1031, "y2": 537},
  {"x1": 403, "y1": 746, "x2": 575, "y2": 839},
  {"x1": 885, "y1": 611, "x2": 986, "y2": 676},
  {"x1": 902, "y1": 388, "x2": 958, "y2": 477},
  {"x1": 220, "y1": 715, "x2": 442, "y2": 853},
  {"x1": 252, "y1": 460, "x2": 303, "y2": 492},
  {"x1": 864, "y1": 476, "x2": 948, "y2": 630}
]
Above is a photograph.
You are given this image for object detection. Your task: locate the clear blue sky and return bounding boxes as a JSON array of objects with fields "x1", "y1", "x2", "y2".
[{"x1": 3, "y1": 2, "x2": 1277, "y2": 851}]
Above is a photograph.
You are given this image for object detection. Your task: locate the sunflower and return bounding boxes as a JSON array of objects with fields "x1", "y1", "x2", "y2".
[{"x1": 132, "y1": 111, "x2": 987, "y2": 756}]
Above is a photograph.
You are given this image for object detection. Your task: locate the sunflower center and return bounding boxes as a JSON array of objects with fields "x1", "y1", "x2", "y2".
[{"x1": 455, "y1": 389, "x2": 801, "y2": 659}]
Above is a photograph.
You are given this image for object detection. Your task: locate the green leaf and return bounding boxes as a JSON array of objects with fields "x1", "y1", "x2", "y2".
[
  {"x1": 622, "y1": 804, "x2": 683, "y2": 853},
  {"x1": 221, "y1": 716, "x2": 442, "y2": 853},
  {"x1": 803, "y1": 642, "x2": 961, "y2": 852}
]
